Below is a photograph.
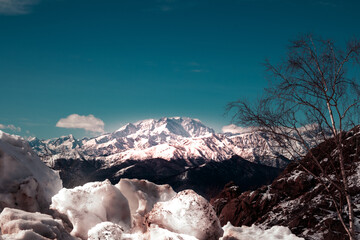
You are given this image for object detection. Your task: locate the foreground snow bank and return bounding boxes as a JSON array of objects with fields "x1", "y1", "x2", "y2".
[
  {"x1": 48, "y1": 178, "x2": 304, "y2": 240},
  {"x1": 0, "y1": 207, "x2": 73, "y2": 240},
  {"x1": 0, "y1": 131, "x2": 62, "y2": 212},
  {"x1": 220, "y1": 222, "x2": 304, "y2": 240}
]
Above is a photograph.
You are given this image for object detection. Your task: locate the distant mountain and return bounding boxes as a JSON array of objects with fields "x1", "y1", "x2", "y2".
[
  {"x1": 26, "y1": 117, "x2": 327, "y2": 203},
  {"x1": 29, "y1": 117, "x2": 296, "y2": 168}
]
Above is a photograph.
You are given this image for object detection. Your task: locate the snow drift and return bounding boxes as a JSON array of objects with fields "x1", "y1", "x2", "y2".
[{"x1": 0, "y1": 130, "x2": 62, "y2": 212}]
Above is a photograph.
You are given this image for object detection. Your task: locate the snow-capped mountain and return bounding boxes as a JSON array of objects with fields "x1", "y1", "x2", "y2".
[
  {"x1": 29, "y1": 117, "x2": 294, "y2": 167},
  {"x1": 28, "y1": 117, "x2": 323, "y2": 168}
]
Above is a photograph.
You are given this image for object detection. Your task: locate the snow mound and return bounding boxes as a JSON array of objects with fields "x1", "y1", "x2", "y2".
[
  {"x1": 117, "y1": 178, "x2": 176, "y2": 229},
  {"x1": 145, "y1": 189, "x2": 223, "y2": 240},
  {"x1": 0, "y1": 131, "x2": 62, "y2": 212},
  {"x1": 220, "y1": 222, "x2": 304, "y2": 240},
  {"x1": 87, "y1": 222, "x2": 123, "y2": 240},
  {"x1": 51, "y1": 179, "x2": 131, "y2": 239},
  {"x1": 0, "y1": 207, "x2": 73, "y2": 240}
]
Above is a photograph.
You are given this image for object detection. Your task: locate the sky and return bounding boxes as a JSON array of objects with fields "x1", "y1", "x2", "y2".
[{"x1": 1, "y1": 0, "x2": 360, "y2": 139}]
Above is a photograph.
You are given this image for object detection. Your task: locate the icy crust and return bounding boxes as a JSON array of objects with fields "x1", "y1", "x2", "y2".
[
  {"x1": 0, "y1": 208, "x2": 73, "y2": 240},
  {"x1": 145, "y1": 189, "x2": 223, "y2": 240},
  {"x1": 220, "y1": 222, "x2": 304, "y2": 240},
  {"x1": 0, "y1": 131, "x2": 62, "y2": 212},
  {"x1": 51, "y1": 180, "x2": 131, "y2": 239}
]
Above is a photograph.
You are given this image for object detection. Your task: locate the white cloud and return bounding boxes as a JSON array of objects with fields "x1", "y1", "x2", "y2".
[
  {"x1": 0, "y1": 123, "x2": 21, "y2": 132},
  {"x1": 222, "y1": 124, "x2": 257, "y2": 134},
  {"x1": 0, "y1": 0, "x2": 39, "y2": 15},
  {"x1": 56, "y1": 114, "x2": 105, "y2": 133}
]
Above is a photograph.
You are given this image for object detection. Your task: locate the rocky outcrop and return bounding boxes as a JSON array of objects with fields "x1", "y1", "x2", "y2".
[{"x1": 211, "y1": 127, "x2": 360, "y2": 240}]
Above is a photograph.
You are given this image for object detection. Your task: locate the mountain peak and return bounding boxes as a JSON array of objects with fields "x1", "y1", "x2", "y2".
[{"x1": 115, "y1": 117, "x2": 214, "y2": 138}]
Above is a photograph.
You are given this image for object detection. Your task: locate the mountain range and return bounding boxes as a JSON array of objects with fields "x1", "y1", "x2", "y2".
[
  {"x1": 29, "y1": 117, "x2": 294, "y2": 168},
  {"x1": 26, "y1": 117, "x2": 327, "y2": 199}
]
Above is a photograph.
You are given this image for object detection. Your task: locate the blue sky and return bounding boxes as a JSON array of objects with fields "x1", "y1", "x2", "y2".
[{"x1": 0, "y1": 0, "x2": 360, "y2": 139}]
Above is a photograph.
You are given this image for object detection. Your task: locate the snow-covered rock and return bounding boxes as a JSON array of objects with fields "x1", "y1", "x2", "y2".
[
  {"x1": 117, "y1": 178, "x2": 176, "y2": 229},
  {"x1": 220, "y1": 222, "x2": 304, "y2": 240},
  {"x1": 0, "y1": 207, "x2": 73, "y2": 240},
  {"x1": 0, "y1": 131, "x2": 62, "y2": 212},
  {"x1": 145, "y1": 189, "x2": 223, "y2": 240},
  {"x1": 51, "y1": 180, "x2": 131, "y2": 239}
]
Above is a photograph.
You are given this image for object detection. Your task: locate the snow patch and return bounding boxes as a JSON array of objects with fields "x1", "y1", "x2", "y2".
[{"x1": 220, "y1": 222, "x2": 304, "y2": 240}]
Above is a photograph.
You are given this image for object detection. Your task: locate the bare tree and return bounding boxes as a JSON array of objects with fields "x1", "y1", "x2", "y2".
[{"x1": 227, "y1": 34, "x2": 360, "y2": 240}]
